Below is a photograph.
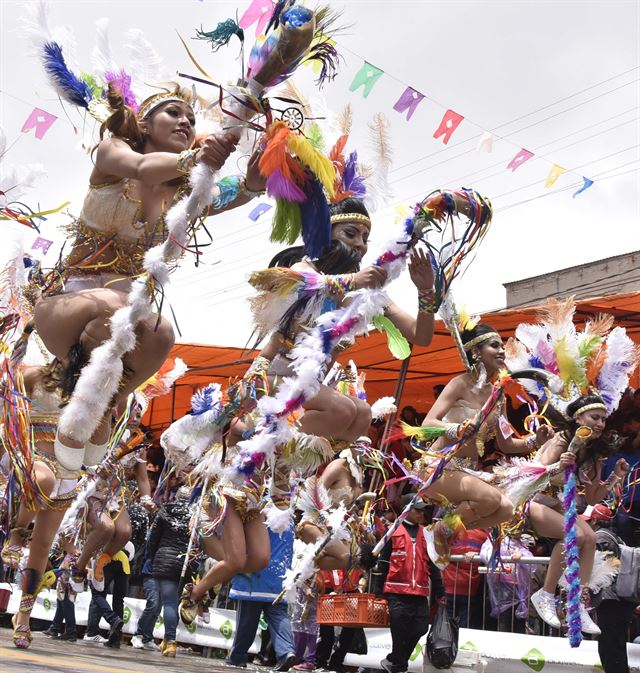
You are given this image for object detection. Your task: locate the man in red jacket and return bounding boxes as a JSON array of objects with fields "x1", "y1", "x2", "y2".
[{"x1": 371, "y1": 494, "x2": 444, "y2": 673}]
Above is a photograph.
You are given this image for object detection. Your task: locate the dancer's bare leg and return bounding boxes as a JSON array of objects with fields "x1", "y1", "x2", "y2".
[
  {"x1": 14, "y1": 506, "x2": 67, "y2": 629},
  {"x1": 299, "y1": 522, "x2": 350, "y2": 570},
  {"x1": 528, "y1": 501, "x2": 596, "y2": 589},
  {"x1": 75, "y1": 500, "x2": 115, "y2": 571},
  {"x1": 103, "y1": 508, "x2": 132, "y2": 557},
  {"x1": 301, "y1": 386, "x2": 371, "y2": 442},
  {"x1": 193, "y1": 506, "x2": 270, "y2": 601},
  {"x1": 34, "y1": 289, "x2": 174, "y2": 448}
]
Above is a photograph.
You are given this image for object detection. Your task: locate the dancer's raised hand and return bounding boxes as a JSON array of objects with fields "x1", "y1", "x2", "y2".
[{"x1": 197, "y1": 133, "x2": 238, "y2": 170}]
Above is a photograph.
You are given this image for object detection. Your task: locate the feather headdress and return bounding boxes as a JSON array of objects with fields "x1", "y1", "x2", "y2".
[{"x1": 505, "y1": 297, "x2": 639, "y2": 416}]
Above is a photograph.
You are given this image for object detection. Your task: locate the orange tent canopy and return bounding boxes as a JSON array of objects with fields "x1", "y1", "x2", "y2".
[{"x1": 144, "y1": 291, "x2": 640, "y2": 436}]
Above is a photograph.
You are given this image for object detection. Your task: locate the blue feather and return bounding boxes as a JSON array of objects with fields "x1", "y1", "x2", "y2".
[
  {"x1": 299, "y1": 175, "x2": 331, "y2": 259},
  {"x1": 191, "y1": 384, "x2": 221, "y2": 415},
  {"x1": 42, "y1": 42, "x2": 92, "y2": 108}
]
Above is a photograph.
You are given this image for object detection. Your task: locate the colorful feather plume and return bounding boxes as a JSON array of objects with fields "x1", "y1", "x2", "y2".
[
  {"x1": 195, "y1": 19, "x2": 244, "y2": 52},
  {"x1": 42, "y1": 41, "x2": 92, "y2": 108}
]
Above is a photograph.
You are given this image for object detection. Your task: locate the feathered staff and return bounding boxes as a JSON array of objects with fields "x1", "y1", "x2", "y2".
[{"x1": 562, "y1": 425, "x2": 593, "y2": 648}]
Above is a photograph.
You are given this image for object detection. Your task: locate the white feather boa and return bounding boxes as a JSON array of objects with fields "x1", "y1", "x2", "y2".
[{"x1": 59, "y1": 163, "x2": 218, "y2": 444}]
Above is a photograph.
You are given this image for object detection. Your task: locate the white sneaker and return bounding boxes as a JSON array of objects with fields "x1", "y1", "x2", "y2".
[
  {"x1": 83, "y1": 634, "x2": 108, "y2": 644},
  {"x1": 130, "y1": 635, "x2": 144, "y2": 649},
  {"x1": 142, "y1": 640, "x2": 161, "y2": 651},
  {"x1": 531, "y1": 589, "x2": 561, "y2": 629},
  {"x1": 579, "y1": 603, "x2": 601, "y2": 635}
]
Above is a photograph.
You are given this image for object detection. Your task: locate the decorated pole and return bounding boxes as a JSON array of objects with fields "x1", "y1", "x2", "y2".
[{"x1": 562, "y1": 425, "x2": 593, "y2": 648}]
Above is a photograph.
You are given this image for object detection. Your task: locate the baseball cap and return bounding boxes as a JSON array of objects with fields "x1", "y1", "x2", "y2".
[
  {"x1": 402, "y1": 493, "x2": 428, "y2": 510},
  {"x1": 580, "y1": 504, "x2": 613, "y2": 521}
]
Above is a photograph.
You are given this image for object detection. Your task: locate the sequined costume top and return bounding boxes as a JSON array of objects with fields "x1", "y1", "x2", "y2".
[
  {"x1": 59, "y1": 178, "x2": 184, "y2": 282},
  {"x1": 30, "y1": 383, "x2": 63, "y2": 445}
]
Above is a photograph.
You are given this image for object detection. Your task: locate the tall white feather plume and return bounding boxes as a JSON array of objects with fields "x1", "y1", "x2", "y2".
[
  {"x1": 596, "y1": 327, "x2": 639, "y2": 412},
  {"x1": 0, "y1": 163, "x2": 47, "y2": 201},
  {"x1": 363, "y1": 113, "x2": 393, "y2": 212},
  {"x1": 22, "y1": 0, "x2": 53, "y2": 53},
  {"x1": 92, "y1": 18, "x2": 119, "y2": 76},
  {"x1": 123, "y1": 28, "x2": 168, "y2": 99}
]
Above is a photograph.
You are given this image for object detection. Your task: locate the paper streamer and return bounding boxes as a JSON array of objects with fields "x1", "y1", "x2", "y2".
[
  {"x1": 348, "y1": 61, "x2": 384, "y2": 99},
  {"x1": 545, "y1": 164, "x2": 566, "y2": 188},
  {"x1": 506, "y1": 148, "x2": 534, "y2": 172},
  {"x1": 21, "y1": 107, "x2": 57, "y2": 140},
  {"x1": 572, "y1": 177, "x2": 594, "y2": 198},
  {"x1": 433, "y1": 109, "x2": 464, "y2": 145},
  {"x1": 477, "y1": 131, "x2": 495, "y2": 153},
  {"x1": 248, "y1": 202, "x2": 272, "y2": 221},
  {"x1": 392, "y1": 86, "x2": 425, "y2": 121},
  {"x1": 238, "y1": 0, "x2": 275, "y2": 36}
]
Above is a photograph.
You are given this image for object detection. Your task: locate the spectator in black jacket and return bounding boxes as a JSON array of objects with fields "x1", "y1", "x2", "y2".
[{"x1": 147, "y1": 488, "x2": 192, "y2": 658}]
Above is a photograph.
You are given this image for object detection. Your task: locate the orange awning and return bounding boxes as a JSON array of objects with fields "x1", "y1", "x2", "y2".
[{"x1": 144, "y1": 291, "x2": 640, "y2": 436}]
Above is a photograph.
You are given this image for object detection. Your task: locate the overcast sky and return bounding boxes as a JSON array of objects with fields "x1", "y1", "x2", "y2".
[{"x1": 1, "y1": 0, "x2": 639, "y2": 348}]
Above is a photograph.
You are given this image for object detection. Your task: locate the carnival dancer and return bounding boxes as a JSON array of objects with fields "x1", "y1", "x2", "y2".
[
  {"x1": 1, "y1": 362, "x2": 82, "y2": 648},
  {"x1": 418, "y1": 320, "x2": 553, "y2": 563},
  {"x1": 497, "y1": 299, "x2": 638, "y2": 636},
  {"x1": 33, "y1": 83, "x2": 263, "y2": 473}
]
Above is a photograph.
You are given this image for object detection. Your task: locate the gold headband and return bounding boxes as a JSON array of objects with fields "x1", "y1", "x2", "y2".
[
  {"x1": 137, "y1": 94, "x2": 190, "y2": 120},
  {"x1": 330, "y1": 213, "x2": 372, "y2": 227},
  {"x1": 463, "y1": 331, "x2": 500, "y2": 351},
  {"x1": 572, "y1": 402, "x2": 607, "y2": 419}
]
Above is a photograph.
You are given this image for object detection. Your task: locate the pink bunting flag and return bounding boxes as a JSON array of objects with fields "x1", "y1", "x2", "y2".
[
  {"x1": 433, "y1": 109, "x2": 464, "y2": 144},
  {"x1": 348, "y1": 62, "x2": 384, "y2": 98},
  {"x1": 506, "y1": 148, "x2": 534, "y2": 172},
  {"x1": 31, "y1": 237, "x2": 53, "y2": 254},
  {"x1": 238, "y1": 0, "x2": 275, "y2": 36},
  {"x1": 248, "y1": 202, "x2": 272, "y2": 221},
  {"x1": 21, "y1": 108, "x2": 57, "y2": 140},
  {"x1": 392, "y1": 87, "x2": 425, "y2": 121}
]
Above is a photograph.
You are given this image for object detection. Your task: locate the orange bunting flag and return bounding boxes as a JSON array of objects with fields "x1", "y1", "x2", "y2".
[
  {"x1": 506, "y1": 148, "x2": 534, "y2": 172},
  {"x1": 433, "y1": 109, "x2": 464, "y2": 144},
  {"x1": 544, "y1": 164, "x2": 567, "y2": 188}
]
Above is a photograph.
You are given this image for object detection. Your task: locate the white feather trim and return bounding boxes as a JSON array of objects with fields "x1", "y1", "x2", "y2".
[
  {"x1": 264, "y1": 499, "x2": 294, "y2": 534},
  {"x1": 370, "y1": 396, "x2": 397, "y2": 421},
  {"x1": 559, "y1": 550, "x2": 619, "y2": 593}
]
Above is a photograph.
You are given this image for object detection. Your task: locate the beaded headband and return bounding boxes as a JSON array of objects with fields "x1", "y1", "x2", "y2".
[
  {"x1": 137, "y1": 94, "x2": 191, "y2": 120},
  {"x1": 572, "y1": 402, "x2": 607, "y2": 419},
  {"x1": 330, "y1": 213, "x2": 372, "y2": 228},
  {"x1": 463, "y1": 331, "x2": 501, "y2": 351}
]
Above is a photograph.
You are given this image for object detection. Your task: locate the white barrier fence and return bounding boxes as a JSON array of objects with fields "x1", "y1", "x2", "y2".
[{"x1": 3, "y1": 582, "x2": 640, "y2": 671}]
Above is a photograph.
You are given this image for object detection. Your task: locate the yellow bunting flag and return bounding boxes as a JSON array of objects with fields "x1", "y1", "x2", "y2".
[{"x1": 544, "y1": 164, "x2": 566, "y2": 188}]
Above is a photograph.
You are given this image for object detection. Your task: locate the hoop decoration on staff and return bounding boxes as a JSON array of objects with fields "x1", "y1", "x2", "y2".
[{"x1": 54, "y1": 4, "x2": 341, "y2": 450}]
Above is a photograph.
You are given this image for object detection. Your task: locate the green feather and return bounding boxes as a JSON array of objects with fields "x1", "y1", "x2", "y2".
[
  {"x1": 578, "y1": 334, "x2": 602, "y2": 360},
  {"x1": 80, "y1": 73, "x2": 103, "y2": 99},
  {"x1": 306, "y1": 122, "x2": 325, "y2": 151},
  {"x1": 271, "y1": 199, "x2": 302, "y2": 245},
  {"x1": 373, "y1": 315, "x2": 411, "y2": 360}
]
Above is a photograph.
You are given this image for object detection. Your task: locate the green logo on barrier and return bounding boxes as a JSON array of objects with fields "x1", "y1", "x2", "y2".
[
  {"x1": 259, "y1": 616, "x2": 268, "y2": 631},
  {"x1": 522, "y1": 647, "x2": 545, "y2": 672},
  {"x1": 155, "y1": 615, "x2": 164, "y2": 628},
  {"x1": 220, "y1": 619, "x2": 233, "y2": 640},
  {"x1": 187, "y1": 621, "x2": 197, "y2": 635},
  {"x1": 409, "y1": 643, "x2": 422, "y2": 662},
  {"x1": 595, "y1": 662, "x2": 603, "y2": 670},
  {"x1": 123, "y1": 607, "x2": 132, "y2": 624},
  {"x1": 460, "y1": 641, "x2": 477, "y2": 652},
  {"x1": 43, "y1": 598, "x2": 51, "y2": 612}
]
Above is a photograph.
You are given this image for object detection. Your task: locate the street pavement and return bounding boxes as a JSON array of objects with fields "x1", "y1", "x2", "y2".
[{"x1": 0, "y1": 627, "x2": 240, "y2": 673}]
